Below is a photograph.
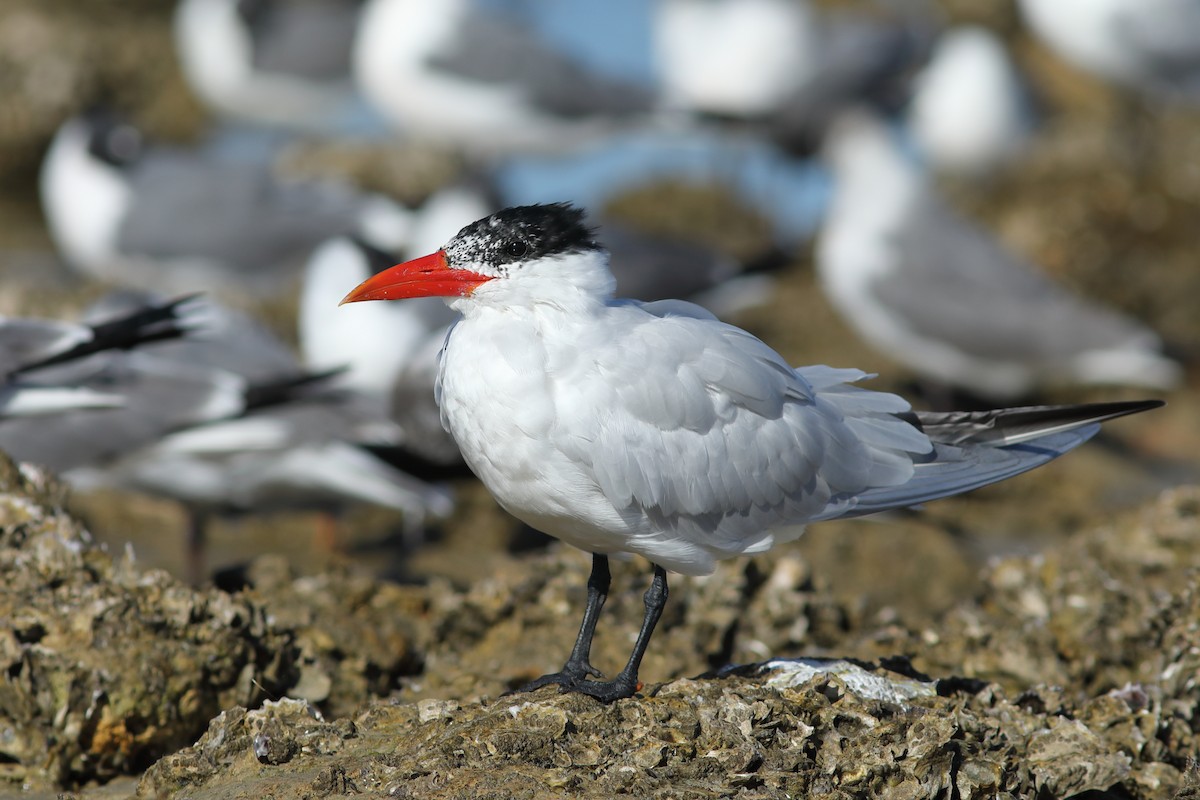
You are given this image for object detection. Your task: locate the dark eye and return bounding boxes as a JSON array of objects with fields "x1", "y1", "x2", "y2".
[{"x1": 504, "y1": 240, "x2": 528, "y2": 258}]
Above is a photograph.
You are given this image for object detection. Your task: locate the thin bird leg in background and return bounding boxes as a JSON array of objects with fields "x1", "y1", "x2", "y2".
[
  {"x1": 514, "y1": 553, "x2": 611, "y2": 693},
  {"x1": 572, "y1": 564, "x2": 669, "y2": 704},
  {"x1": 312, "y1": 510, "x2": 342, "y2": 555},
  {"x1": 185, "y1": 508, "x2": 209, "y2": 587}
]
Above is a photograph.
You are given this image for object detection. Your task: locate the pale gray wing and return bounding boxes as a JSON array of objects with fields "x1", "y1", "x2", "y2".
[
  {"x1": 85, "y1": 291, "x2": 301, "y2": 383},
  {"x1": 22, "y1": 294, "x2": 200, "y2": 374},
  {"x1": 811, "y1": 400, "x2": 1159, "y2": 520},
  {"x1": 246, "y1": 0, "x2": 361, "y2": 78},
  {"x1": 1115, "y1": 3, "x2": 1200, "y2": 91},
  {"x1": 138, "y1": 398, "x2": 450, "y2": 516},
  {"x1": 0, "y1": 294, "x2": 194, "y2": 378},
  {"x1": 425, "y1": 10, "x2": 655, "y2": 116},
  {"x1": 147, "y1": 299, "x2": 302, "y2": 383},
  {"x1": 772, "y1": 11, "x2": 931, "y2": 147},
  {"x1": 225, "y1": 439, "x2": 452, "y2": 516},
  {"x1": 0, "y1": 352, "x2": 246, "y2": 472},
  {"x1": 117, "y1": 153, "x2": 363, "y2": 271},
  {"x1": 553, "y1": 304, "x2": 929, "y2": 556},
  {"x1": 876, "y1": 195, "x2": 1160, "y2": 361},
  {"x1": 813, "y1": 430, "x2": 1095, "y2": 521},
  {"x1": 0, "y1": 319, "x2": 90, "y2": 377}
]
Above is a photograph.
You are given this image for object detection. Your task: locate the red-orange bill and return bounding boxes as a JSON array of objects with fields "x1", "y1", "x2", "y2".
[{"x1": 339, "y1": 250, "x2": 493, "y2": 304}]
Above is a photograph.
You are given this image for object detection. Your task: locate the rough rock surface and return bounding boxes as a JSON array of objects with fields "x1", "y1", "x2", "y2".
[
  {"x1": 0, "y1": 457, "x2": 297, "y2": 788},
  {"x1": 135, "y1": 489, "x2": 1200, "y2": 798},
  {"x1": 8, "y1": 477, "x2": 1196, "y2": 797},
  {"x1": 0, "y1": 457, "x2": 429, "y2": 791}
]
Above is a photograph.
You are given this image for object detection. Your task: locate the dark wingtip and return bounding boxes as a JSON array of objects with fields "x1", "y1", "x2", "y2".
[
  {"x1": 1086, "y1": 398, "x2": 1165, "y2": 419},
  {"x1": 910, "y1": 398, "x2": 1166, "y2": 447}
]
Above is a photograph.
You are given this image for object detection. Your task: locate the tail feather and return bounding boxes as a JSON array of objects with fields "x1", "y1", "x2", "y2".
[
  {"x1": 816, "y1": 399, "x2": 1162, "y2": 521},
  {"x1": 903, "y1": 399, "x2": 1163, "y2": 446}
]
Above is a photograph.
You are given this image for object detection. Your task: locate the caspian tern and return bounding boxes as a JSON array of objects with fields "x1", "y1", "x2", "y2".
[
  {"x1": 341, "y1": 202, "x2": 1161, "y2": 702},
  {"x1": 818, "y1": 110, "x2": 1181, "y2": 401}
]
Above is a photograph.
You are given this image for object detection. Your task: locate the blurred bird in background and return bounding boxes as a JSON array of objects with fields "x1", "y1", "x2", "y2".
[
  {"x1": 0, "y1": 291, "x2": 453, "y2": 583},
  {"x1": 40, "y1": 111, "x2": 410, "y2": 297},
  {"x1": 655, "y1": 0, "x2": 933, "y2": 153},
  {"x1": 174, "y1": 0, "x2": 367, "y2": 130},
  {"x1": 1017, "y1": 0, "x2": 1200, "y2": 103},
  {"x1": 905, "y1": 25, "x2": 1040, "y2": 176},
  {"x1": 817, "y1": 110, "x2": 1182, "y2": 404},
  {"x1": 353, "y1": 0, "x2": 660, "y2": 155},
  {"x1": 0, "y1": 295, "x2": 202, "y2": 419}
]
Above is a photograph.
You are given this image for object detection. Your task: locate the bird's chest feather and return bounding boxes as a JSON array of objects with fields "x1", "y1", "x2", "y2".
[{"x1": 437, "y1": 316, "x2": 567, "y2": 491}]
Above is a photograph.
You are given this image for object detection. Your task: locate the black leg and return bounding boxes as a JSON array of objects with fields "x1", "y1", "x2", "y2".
[
  {"x1": 570, "y1": 564, "x2": 669, "y2": 704},
  {"x1": 185, "y1": 508, "x2": 209, "y2": 587},
  {"x1": 511, "y1": 554, "x2": 612, "y2": 694}
]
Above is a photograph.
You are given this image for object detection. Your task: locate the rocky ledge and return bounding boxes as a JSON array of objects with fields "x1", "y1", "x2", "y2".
[{"x1": 1, "y1": 454, "x2": 1197, "y2": 798}]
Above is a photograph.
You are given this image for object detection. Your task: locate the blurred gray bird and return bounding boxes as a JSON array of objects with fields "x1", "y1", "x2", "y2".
[
  {"x1": 0, "y1": 295, "x2": 207, "y2": 419},
  {"x1": 174, "y1": 0, "x2": 365, "y2": 128},
  {"x1": 0, "y1": 295, "x2": 246, "y2": 476},
  {"x1": 353, "y1": 0, "x2": 658, "y2": 154},
  {"x1": 3, "y1": 292, "x2": 449, "y2": 582},
  {"x1": 1018, "y1": 0, "x2": 1200, "y2": 102},
  {"x1": 655, "y1": 0, "x2": 931, "y2": 152},
  {"x1": 817, "y1": 111, "x2": 1181, "y2": 401},
  {"x1": 39, "y1": 112, "x2": 408, "y2": 296}
]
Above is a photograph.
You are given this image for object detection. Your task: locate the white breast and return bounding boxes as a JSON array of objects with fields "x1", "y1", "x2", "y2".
[{"x1": 437, "y1": 304, "x2": 718, "y2": 571}]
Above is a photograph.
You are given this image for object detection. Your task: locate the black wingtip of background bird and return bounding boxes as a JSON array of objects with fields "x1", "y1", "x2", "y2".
[
  {"x1": 242, "y1": 366, "x2": 349, "y2": 411},
  {"x1": 12, "y1": 294, "x2": 203, "y2": 376}
]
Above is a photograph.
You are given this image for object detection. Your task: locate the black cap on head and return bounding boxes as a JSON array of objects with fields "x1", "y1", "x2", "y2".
[
  {"x1": 82, "y1": 109, "x2": 144, "y2": 169},
  {"x1": 446, "y1": 203, "x2": 601, "y2": 273}
]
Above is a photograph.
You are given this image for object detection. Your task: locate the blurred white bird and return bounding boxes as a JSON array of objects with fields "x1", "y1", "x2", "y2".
[
  {"x1": 340, "y1": 201, "x2": 1160, "y2": 701},
  {"x1": 1017, "y1": 0, "x2": 1200, "y2": 101},
  {"x1": 906, "y1": 25, "x2": 1039, "y2": 175},
  {"x1": 353, "y1": 0, "x2": 658, "y2": 154},
  {"x1": 174, "y1": 0, "x2": 365, "y2": 129},
  {"x1": 817, "y1": 111, "x2": 1182, "y2": 401},
  {"x1": 655, "y1": 0, "x2": 930, "y2": 151},
  {"x1": 39, "y1": 112, "x2": 408, "y2": 296}
]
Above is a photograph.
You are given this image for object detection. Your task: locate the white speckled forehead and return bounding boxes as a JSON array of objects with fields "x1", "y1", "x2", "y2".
[{"x1": 443, "y1": 202, "x2": 601, "y2": 275}]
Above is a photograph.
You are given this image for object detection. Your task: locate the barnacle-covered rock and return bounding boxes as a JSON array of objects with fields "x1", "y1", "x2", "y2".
[
  {"x1": 132, "y1": 487, "x2": 1200, "y2": 799},
  {"x1": 0, "y1": 455, "x2": 299, "y2": 789}
]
